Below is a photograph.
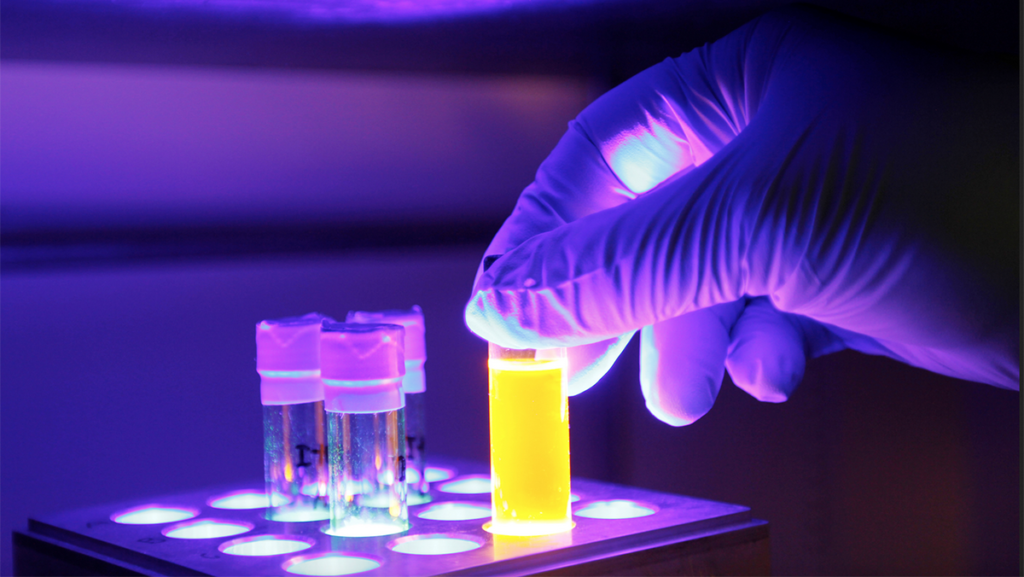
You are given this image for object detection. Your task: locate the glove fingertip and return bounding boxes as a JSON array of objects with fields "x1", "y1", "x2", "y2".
[
  {"x1": 567, "y1": 332, "x2": 636, "y2": 396},
  {"x1": 725, "y1": 296, "x2": 809, "y2": 403},
  {"x1": 643, "y1": 389, "x2": 716, "y2": 427},
  {"x1": 725, "y1": 352, "x2": 803, "y2": 403}
]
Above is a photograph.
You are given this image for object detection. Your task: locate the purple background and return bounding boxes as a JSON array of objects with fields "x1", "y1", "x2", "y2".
[{"x1": 1, "y1": 1, "x2": 1018, "y2": 574}]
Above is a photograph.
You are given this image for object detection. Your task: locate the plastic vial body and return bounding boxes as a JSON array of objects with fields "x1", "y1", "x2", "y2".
[
  {"x1": 321, "y1": 322, "x2": 409, "y2": 538},
  {"x1": 263, "y1": 401, "x2": 329, "y2": 521},
  {"x1": 256, "y1": 314, "x2": 331, "y2": 523},
  {"x1": 487, "y1": 345, "x2": 572, "y2": 536},
  {"x1": 347, "y1": 307, "x2": 429, "y2": 505},
  {"x1": 325, "y1": 403, "x2": 407, "y2": 536}
]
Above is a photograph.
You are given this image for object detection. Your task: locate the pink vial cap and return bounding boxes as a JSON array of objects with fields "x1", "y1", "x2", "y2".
[
  {"x1": 346, "y1": 305, "x2": 426, "y2": 361},
  {"x1": 256, "y1": 313, "x2": 329, "y2": 371},
  {"x1": 321, "y1": 322, "x2": 405, "y2": 381}
]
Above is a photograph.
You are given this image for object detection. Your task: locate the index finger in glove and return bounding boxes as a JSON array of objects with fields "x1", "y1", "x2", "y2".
[
  {"x1": 465, "y1": 142, "x2": 755, "y2": 350},
  {"x1": 476, "y1": 27, "x2": 760, "y2": 283}
]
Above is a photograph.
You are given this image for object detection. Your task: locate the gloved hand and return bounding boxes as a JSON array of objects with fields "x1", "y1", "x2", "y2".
[{"x1": 465, "y1": 5, "x2": 1019, "y2": 425}]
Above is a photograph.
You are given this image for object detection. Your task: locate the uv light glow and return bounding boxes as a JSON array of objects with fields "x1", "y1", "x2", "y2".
[
  {"x1": 267, "y1": 506, "x2": 331, "y2": 522},
  {"x1": 322, "y1": 522, "x2": 407, "y2": 537},
  {"x1": 284, "y1": 553, "x2": 380, "y2": 576},
  {"x1": 417, "y1": 502, "x2": 491, "y2": 521},
  {"x1": 163, "y1": 519, "x2": 252, "y2": 539},
  {"x1": 438, "y1": 475, "x2": 491, "y2": 494},
  {"x1": 208, "y1": 490, "x2": 271, "y2": 509},
  {"x1": 425, "y1": 466, "x2": 457, "y2": 482},
  {"x1": 361, "y1": 490, "x2": 431, "y2": 508},
  {"x1": 390, "y1": 534, "x2": 483, "y2": 555},
  {"x1": 220, "y1": 535, "x2": 314, "y2": 556},
  {"x1": 111, "y1": 505, "x2": 198, "y2": 525},
  {"x1": 487, "y1": 348, "x2": 572, "y2": 537},
  {"x1": 406, "y1": 468, "x2": 422, "y2": 484},
  {"x1": 575, "y1": 499, "x2": 657, "y2": 519}
]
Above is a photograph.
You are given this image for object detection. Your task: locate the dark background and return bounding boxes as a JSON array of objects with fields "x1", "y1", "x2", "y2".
[{"x1": 1, "y1": 0, "x2": 1019, "y2": 575}]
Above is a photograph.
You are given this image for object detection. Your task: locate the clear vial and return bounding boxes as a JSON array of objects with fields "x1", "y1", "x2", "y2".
[
  {"x1": 325, "y1": 409, "x2": 406, "y2": 534},
  {"x1": 321, "y1": 322, "x2": 409, "y2": 537},
  {"x1": 347, "y1": 306, "x2": 429, "y2": 504},
  {"x1": 263, "y1": 401, "x2": 328, "y2": 521},
  {"x1": 256, "y1": 313, "x2": 331, "y2": 522}
]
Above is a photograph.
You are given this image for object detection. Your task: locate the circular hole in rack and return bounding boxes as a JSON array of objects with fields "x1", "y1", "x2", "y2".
[
  {"x1": 438, "y1": 475, "x2": 490, "y2": 494},
  {"x1": 424, "y1": 466, "x2": 456, "y2": 483},
  {"x1": 408, "y1": 492, "x2": 432, "y2": 506},
  {"x1": 406, "y1": 468, "x2": 421, "y2": 484},
  {"x1": 283, "y1": 552, "x2": 381, "y2": 576},
  {"x1": 388, "y1": 533, "x2": 484, "y2": 555},
  {"x1": 208, "y1": 490, "x2": 268, "y2": 510},
  {"x1": 358, "y1": 492, "x2": 399, "y2": 509},
  {"x1": 358, "y1": 491, "x2": 432, "y2": 509},
  {"x1": 163, "y1": 518, "x2": 253, "y2": 539},
  {"x1": 111, "y1": 505, "x2": 199, "y2": 525},
  {"x1": 416, "y1": 502, "x2": 491, "y2": 521},
  {"x1": 574, "y1": 499, "x2": 658, "y2": 519},
  {"x1": 265, "y1": 506, "x2": 331, "y2": 523},
  {"x1": 219, "y1": 535, "x2": 316, "y2": 556}
]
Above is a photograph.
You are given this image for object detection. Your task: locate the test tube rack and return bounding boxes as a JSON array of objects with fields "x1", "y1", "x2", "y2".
[{"x1": 13, "y1": 457, "x2": 769, "y2": 576}]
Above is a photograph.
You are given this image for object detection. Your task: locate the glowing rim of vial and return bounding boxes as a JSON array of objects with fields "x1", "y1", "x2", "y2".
[
  {"x1": 161, "y1": 518, "x2": 254, "y2": 539},
  {"x1": 387, "y1": 533, "x2": 485, "y2": 555},
  {"x1": 207, "y1": 490, "x2": 270, "y2": 510},
  {"x1": 574, "y1": 499, "x2": 659, "y2": 519},
  {"x1": 219, "y1": 534, "x2": 317, "y2": 556},
  {"x1": 416, "y1": 502, "x2": 491, "y2": 521},
  {"x1": 437, "y1": 475, "x2": 491, "y2": 494},
  {"x1": 110, "y1": 505, "x2": 200, "y2": 525},
  {"x1": 482, "y1": 519, "x2": 575, "y2": 537},
  {"x1": 282, "y1": 552, "x2": 383, "y2": 576}
]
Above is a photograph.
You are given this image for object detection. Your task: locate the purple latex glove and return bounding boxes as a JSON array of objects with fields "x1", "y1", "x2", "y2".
[{"x1": 466, "y1": 6, "x2": 1019, "y2": 425}]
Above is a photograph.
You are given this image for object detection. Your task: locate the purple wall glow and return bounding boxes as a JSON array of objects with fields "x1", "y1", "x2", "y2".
[
  {"x1": 1, "y1": 62, "x2": 593, "y2": 231},
  {"x1": 26, "y1": 0, "x2": 605, "y2": 23}
]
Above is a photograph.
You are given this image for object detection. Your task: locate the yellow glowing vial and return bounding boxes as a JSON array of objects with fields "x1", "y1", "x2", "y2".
[{"x1": 487, "y1": 345, "x2": 572, "y2": 536}]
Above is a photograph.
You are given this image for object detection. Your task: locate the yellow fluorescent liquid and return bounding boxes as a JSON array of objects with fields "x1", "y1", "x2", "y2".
[{"x1": 487, "y1": 358, "x2": 572, "y2": 536}]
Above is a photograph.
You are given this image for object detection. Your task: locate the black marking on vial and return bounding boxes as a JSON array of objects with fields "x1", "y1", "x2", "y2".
[
  {"x1": 396, "y1": 455, "x2": 407, "y2": 483},
  {"x1": 201, "y1": 552, "x2": 220, "y2": 559},
  {"x1": 138, "y1": 537, "x2": 166, "y2": 544},
  {"x1": 85, "y1": 520, "x2": 110, "y2": 529},
  {"x1": 295, "y1": 444, "x2": 318, "y2": 468}
]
